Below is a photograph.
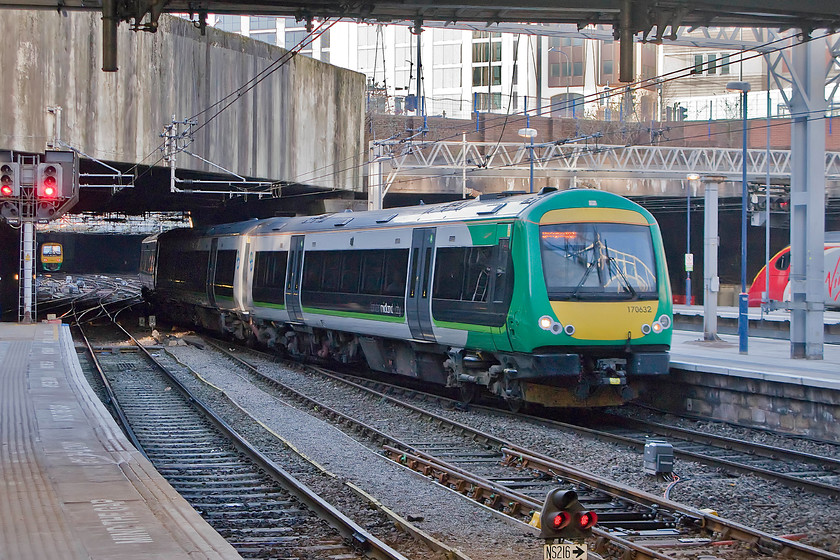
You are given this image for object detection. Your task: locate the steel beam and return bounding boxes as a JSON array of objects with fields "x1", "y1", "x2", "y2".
[{"x1": 788, "y1": 39, "x2": 827, "y2": 359}]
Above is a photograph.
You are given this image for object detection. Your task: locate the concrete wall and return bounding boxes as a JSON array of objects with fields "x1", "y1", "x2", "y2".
[
  {"x1": 638, "y1": 368, "x2": 840, "y2": 442},
  {"x1": 0, "y1": 11, "x2": 365, "y2": 190}
]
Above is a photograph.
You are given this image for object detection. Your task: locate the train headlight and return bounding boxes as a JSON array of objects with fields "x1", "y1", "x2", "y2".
[
  {"x1": 539, "y1": 316, "x2": 553, "y2": 330},
  {"x1": 652, "y1": 322, "x2": 663, "y2": 334},
  {"x1": 641, "y1": 324, "x2": 652, "y2": 335},
  {"x1": 564, "y1": 324, "x2": 575, "y2": 336},
  {"x1": 658, "y1": 314, "x2": 672, "y2": 329}
]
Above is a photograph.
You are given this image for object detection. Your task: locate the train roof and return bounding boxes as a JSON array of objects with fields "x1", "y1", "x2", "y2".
[
  {"x1": 156, "y1": 188, "x2": 652, "y2": 241},
  {"x1": 245, "y1": 188, "x2": 649, "y2": 236}
]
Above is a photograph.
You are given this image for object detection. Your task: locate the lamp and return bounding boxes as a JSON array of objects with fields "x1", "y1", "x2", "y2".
[
  {"x1": 518, "y1": 126, "x2": 538, "y2": 193},
  {"x1": 726, "y1": 80, "x2": 751, "y2": 354}
]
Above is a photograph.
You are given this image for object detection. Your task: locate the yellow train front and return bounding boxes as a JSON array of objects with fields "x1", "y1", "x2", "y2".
[
  {"x1": 40, "y1": 242, "x2": 63, "y2": 272},
  {"x1": 447, "y1": 189, "x2": 673, "y2": 409}
]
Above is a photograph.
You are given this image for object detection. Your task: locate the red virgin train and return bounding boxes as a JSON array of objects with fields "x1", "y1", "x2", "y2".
[{"x1": 747, "y1": 234, "x2": 840, "y2": 308}]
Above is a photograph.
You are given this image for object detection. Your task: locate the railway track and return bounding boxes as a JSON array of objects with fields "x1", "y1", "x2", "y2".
[
  {"x1": 75, "y1": 322, "x2": 411, "y2": 560},
  {"x1": 194, "y1": 337, "x2": 840, "y2": 560},
  {"x1": 573, "y1": 410, "x2": 840, "y2": 497}
]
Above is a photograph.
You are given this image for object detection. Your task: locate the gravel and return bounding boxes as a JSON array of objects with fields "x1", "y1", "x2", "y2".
[
  {"x1": 138, "y1": 330, "x2": 840, "y2": 558},
  {"x1": 157, "y1": 342, "x2": 544, "y2": 560}
]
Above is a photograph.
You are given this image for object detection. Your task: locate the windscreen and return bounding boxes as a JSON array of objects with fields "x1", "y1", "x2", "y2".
[{"x1": 540, "y1": 223, "x2": 657, "y2": 300}]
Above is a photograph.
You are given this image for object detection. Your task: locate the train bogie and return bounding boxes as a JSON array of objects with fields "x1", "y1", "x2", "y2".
[{"x1": 143, "y1": 189, "x2": 672, "y2": 408}]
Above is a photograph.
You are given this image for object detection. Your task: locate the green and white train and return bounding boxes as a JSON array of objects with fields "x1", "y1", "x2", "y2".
[{"x1": 140, "y1": 188, "x2": 672, "y2": 409}]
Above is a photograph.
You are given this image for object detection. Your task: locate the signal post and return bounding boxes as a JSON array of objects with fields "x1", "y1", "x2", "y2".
[
  {"x1": 535, "y1": 488, "x2": 597, "y2": 560},
  {"x1": 0, "y1": 150, "x2": 79, "y2": 322}
]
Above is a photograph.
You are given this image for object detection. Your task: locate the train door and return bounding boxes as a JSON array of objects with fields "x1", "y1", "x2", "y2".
[
  {"x1": 285, "y1": 235, "x2": 305, "y2": 323},
  {"x1": 207, "y1": 238, "x2": 219, "y2": 307},
  {"x1": 492, "y1": 223, "x2": 514, "y2": 352},
  {"x1": 406, "y1": 227, "x2": 436, "y2": 341},
  {"x1": 238, "y1": 241, "x2": 251, "y2": 309}
]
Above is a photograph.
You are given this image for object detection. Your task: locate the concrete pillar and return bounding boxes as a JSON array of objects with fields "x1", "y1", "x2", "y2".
[{"x1": 703, "y1": 178, "x2": 721, "y2": 340}]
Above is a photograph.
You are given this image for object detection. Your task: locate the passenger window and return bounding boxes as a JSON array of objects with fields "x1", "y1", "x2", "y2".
[
  {"x1": 361, "y1": 250, "x2": 385, "y2": 294},
  {"x1": 433, "y1": 248, "x2": 466, "y2": 299},
  {"x1": 383, "y1": 250, "x2": 409, "y2": 296},
  {"x1": 302, "y1": 252, "x2": 324, "y2": 290},
  {"x1": 340, "y1": 252, "x2": 362, "y2": 293},
  {"x1": 322, "y1": 252, "x2": 341, "y2": 292},
  {"x1": 775, "y1": 253, "x2": 790, "y2": 271},
  {"x1": 493, "y1": 239, "x2": 512, "y2": 304},
  {"x1": 464, "y1": 246, "x2": 493, "y2": 302}
]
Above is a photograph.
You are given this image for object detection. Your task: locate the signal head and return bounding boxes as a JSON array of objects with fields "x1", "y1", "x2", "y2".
[
  {"x1": 539, "y1": 488, "x2": 597, "y2": 541},
  {"x1": 0, "y1": 162, "x2": 20, "y2": 198},
  {"x1": 551, "y1": 511, "x2": 571, "y2": 530},
  {"x1": 36, "y1": 162, "x2": 63, "y2": 200},
  {"x1": 577, "y1": 510, "x2": 598, "y2": 530}
]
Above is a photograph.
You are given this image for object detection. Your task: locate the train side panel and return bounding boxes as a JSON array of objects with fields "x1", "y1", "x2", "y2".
[{"x1": 748, "y1": 243, "x2": 840, "y2": 309}]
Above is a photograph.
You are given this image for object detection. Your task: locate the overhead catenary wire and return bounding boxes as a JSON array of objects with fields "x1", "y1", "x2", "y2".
[{"x1": 291, "y1": 30, "x2": 837, "y2": 193}]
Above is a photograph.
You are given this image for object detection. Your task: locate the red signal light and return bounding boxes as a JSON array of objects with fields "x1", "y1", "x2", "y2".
[
  {"x1": 577, "y1": 511, "x2": 598, "y2": 529},
  {"x1": 551, "y1": 511, "x2": 571, "y2": 530},
  {"x1": 36, "y1": 163, "x2": 62, "y2": 199},
  {"x1": 1, "y1": 185, "x2": 11, "y2": 197}
]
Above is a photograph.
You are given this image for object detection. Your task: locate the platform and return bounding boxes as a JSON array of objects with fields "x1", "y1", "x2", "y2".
[
  {"x1": 0, "y1": 321, "x2": 242, "y2": 560},
  {"x1": 657, "y1": 323, "x2": 840, "y2": 440},
  {"x1": 673, "y1": 304, "x2": 840, "y2": 342},
  {"x1": 670, "y1": 329, "x2": 840, "y2": 391}
]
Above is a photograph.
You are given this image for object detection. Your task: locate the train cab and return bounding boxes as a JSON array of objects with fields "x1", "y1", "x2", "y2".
[{"x1": 40, "y1": 242, "x2": 63, "y2": 272}]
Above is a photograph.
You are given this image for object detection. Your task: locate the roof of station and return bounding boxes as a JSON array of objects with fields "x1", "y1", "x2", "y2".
[{"x1": 5, "y1": 0, "x2": 839, "y2": 35}]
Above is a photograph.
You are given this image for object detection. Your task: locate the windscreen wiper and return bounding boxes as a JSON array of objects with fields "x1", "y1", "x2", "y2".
[
  {"x1": 570, "y1": 243, "x2": 597, "y2": 299},
  {"x1": 605, "y1": 241, "x2": 637, "y2": 299}
]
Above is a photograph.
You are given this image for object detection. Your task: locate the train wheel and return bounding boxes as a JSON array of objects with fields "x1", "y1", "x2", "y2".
[
  {"x1": 459, "y1": 383, "x2": 480, "y2": 404},
  {"x1": 504, "y1": 378, "x2": 525, "y2": 413}
]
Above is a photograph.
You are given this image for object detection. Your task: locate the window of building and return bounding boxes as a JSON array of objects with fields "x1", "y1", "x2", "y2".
[
  {"x1": 472, "y1": 66, "x2": 501, "y2": 87},
  {"x1": 706, "y1": 54, "x2": 717, "y2": 74},
  {"x1": 720, "y1": 54, "x2": 731, "y2": 75},
  {"x1": 250, "y1": 17, "x2": 276, "y2": 30},
  {"x1": 251, "y1": 31, "x2": 277, "y2": 45},
  {"x1": 433, "y1": 44, "x2": 461, "y2": 63},
  {"x1": 358, "y1": 48, "x2": 376, "y2": 71},
  {"x1": 285, "y1": 29, "x2": 309, "y2": 49},
  {"x1": 471, "y1": 41, "x2": 501, "y2": 63},
  {"x1": 434, "y1": 28, "x2": 462, "y2": 42},
  {"x1": 433, "y1": 67, "x2": 462, "y2": 88},
  {"x1": 214, "y1": 15, "x2": 241, "y2": 33},
  {"x1": 472, "y1": 31, "x2": 501, "y2": 39},
  {"x1": 691, "y1": 54, "x2": 704, "y2": 75},
  {"x1": 473, "y1": 92, "x2": 502, "y2": 111},
  {"x1": 358, "y1": 24, "x2": 378, "y2": 46}
]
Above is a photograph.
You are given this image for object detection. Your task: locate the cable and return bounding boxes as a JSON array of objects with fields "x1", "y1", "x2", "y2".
[
  {"x1": 125, "y1": 19, "x2": 338, "y2": 186},
  {"x1": 288, "y1": 29, "x2": 826, "y2": 188}
]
